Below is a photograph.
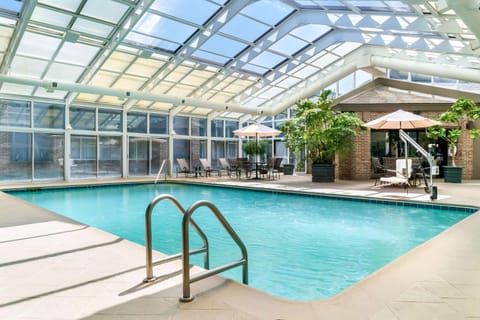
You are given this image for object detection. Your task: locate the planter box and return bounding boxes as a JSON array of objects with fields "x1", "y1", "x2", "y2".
[
  {"x1": 443, "y1": 166, "x2": 463, "y2": 183},
  {"x1": 283, "y1": 164, "x2": 294, "y2": 175},
  {"x1": 312, "y1": 163, "x2": 335, "y2": 182}
]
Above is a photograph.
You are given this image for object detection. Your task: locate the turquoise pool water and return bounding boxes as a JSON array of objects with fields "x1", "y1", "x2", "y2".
[{"x1": 10, "y1": 183, "x2": 475, "y2": 300}]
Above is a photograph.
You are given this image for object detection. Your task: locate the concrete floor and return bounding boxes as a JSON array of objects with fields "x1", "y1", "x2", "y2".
[{"x1": 1, "y1": 175, "x2": 479, "y2": 319}]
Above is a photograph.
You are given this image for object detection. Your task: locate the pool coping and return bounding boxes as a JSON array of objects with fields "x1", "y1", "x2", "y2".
[{"x1": 3, "y1": 178, "x2": 478, "y2": 213}]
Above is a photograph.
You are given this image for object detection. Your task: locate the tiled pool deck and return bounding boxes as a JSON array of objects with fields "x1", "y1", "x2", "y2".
[{"x1": 1, "y1": 175, "x2": 479, "y2": 319}]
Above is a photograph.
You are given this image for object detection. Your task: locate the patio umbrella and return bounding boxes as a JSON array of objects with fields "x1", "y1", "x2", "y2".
[
  {"x1": 233, "y1": 123, "x2": 281, "y2": 179},
  {"x1": 364, "y1": 109, "x2": 439, "y2": 129}
]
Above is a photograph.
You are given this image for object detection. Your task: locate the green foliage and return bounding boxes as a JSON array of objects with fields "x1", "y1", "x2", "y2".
[
  {"x1": 427, "y1": 97, "x2": 480, "y2": 166},
  {"x1": 242, "y1": 139, "x2": 268, "y2": 156},
  {"x1": 280, "y1": 90, "x2": 366, "y2": 164}
]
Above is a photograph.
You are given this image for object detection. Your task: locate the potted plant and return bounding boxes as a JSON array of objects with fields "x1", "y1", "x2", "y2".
[
  {"x1": 281, "y1": 90, "x2": 365, "y2": 182},
  {"x1": 427, "y1": 97, "x2": 480, "y2": 183},
  {"x1": 242, "y1": 139, "x2": 268, "y2": 161}
]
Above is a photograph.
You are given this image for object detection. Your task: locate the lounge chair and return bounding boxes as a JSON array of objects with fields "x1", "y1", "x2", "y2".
[
  {"x1": 379, "y1": 159, "x2": 412, "y2": 189},
  {"x1": 218, "y1": 158, "x2": 235, "y2": 177},
  {"x1": 199, "y1": 158, "x2": 218, "y2": 177},
  {"x1": 175, "y1": 158, "x2": 195, "y2": 177}
]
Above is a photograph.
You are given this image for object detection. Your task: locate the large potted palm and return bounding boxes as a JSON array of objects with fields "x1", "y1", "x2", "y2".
[
  {"x1": 281, "y1": 90, "x2": 365, "y2": 182},
  {"x1": 427, "y1": 97, "x2": 480, "y2": 183}
]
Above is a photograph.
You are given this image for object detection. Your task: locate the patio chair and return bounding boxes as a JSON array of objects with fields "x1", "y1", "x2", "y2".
[
  {"x1": 265, "y1": 157, "x2": 280, "y2": 180},
  {"x1": 371, "y1": 157, "x2": 395, "y2": 186},
  {"x1": 175, "y1": 158, "x2": 195, "y2": 177},
  {"x1": 409, "y1": 158, "x2": 426, "y2": 186},
  {"x1": 237, "y1": 157, "x2": 252, "y2": 179},
  {"x1": 379, "y1": 159, "x2": 413, "y2": 189}
]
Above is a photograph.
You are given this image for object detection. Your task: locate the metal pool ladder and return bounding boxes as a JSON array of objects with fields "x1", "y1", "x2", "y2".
[{"x1": 143, "y1": 194, "x2": 248, "y2": 302}]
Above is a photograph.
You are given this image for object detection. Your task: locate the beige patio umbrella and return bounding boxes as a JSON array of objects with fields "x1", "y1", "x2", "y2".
[
  {"x1": 364, "y1": 109, "x2": 439, "y2": 129},
  {"x1": 233, "y1": 123, "x2": 281, "y2": 179}
]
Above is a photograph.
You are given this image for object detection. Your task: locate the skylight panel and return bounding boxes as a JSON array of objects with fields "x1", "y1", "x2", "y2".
[
  {"x1": 102, "y1": 52, "x2": 135, "y2": 73},
  {"x1": 55, "y1": 42, "x2": 100, "y2": 66},
  {"x1": 331, "y1": 42, "x2": 362, "y2": 56},
  {"x1": 192, "y1": 50, "x2": 230, "y2": 65},
  {"x1": 0, "y1": 26, "x2": 13, "y2": 50},
  {"x1": 16, "y1": 32, "x2": 62, "y2": 60},
  {"x1": 0, "y1": 83, "x2": 34, "y2": 96},
  {"x1": 257, "y1": 86, "x2": 284, "y2": 99},
  {"x1": 125, "y1": 32, "x2": 180, "y2": 53},
  {"x1": 126, "y1": 59, "x2": 165, "y2": 78},
  {"x1": 10, "y1": 56, "x2": 48, "y2": 77},
  {"x1": 209, "y1": 92, "x2": 233, "y2": 103},
  {"x1": 151, "y1": 0, "x2": 220, "y2": 25},
  {"x1": 220, "y1": 15, "x2": 270, "y2": 43},
  {"x1": 38, "y1": 0, "x2": 82, "y2": 12},
  {"x1": 167, "y1": 84, "x2": 195, "y2": 97},
  {"x1": 293, "y1": 65, "x2": 319, "y2": 79},
  {"x1": 133, "y1": 12, "x2": 197, "y2": 45},
  {"x1": 293, "y1": 0, "x2": 317, "y2": 7},
  {"x1": 249, "y1": 51, "x2": 286, "y2": 69},
  {"x1": 0, "y1": 16, "x2": 16, "y2": 27},
  {"x1": 0, "y1": 0, "x2": 24, "y2": 16},
  {"x1": 291, "y1": 24, "x2": 331, "y2": 42},
  {"x1": 89, "y1": 71, "x2": 118, "y2": 87},
  {"x1": 31, "y1": 6, "x2": 72, "y2": 28},
  {"x1": 241, "y1": 0, "x2": 294, "y2": 26},
  {"x1": 348, "y1": 1, "x2": 390, "y2": 12},
  {"x1": 199, "y1": 34, "x2": 247, "y2": 58},
  {"x1": 180, "y1": 74, "x2": 208, "y2": 86},
  {"x1": 311, "y1": 52, "x2": 338, "y2": 68},
  {"x1": 113, "y1": 76, "x2": 146, "y2": 90},
  {"x1": 44, "y1": 62, "x2": 85, "y2": 82},
  {"x1": 385, "y1": 1, "x2": 413, "y2": 13},
  {"x1": 276, "y1": 75, "x2": 302, "y2": 88},
  {"x1": 318, "y1": 1, "x2": 349, "y2": 10},
  {"x1": 222, "y1": 82, "x2": 248, "y2": 94},
  {"x1": 242, "y1": 64, "x2": 269, "y2": 75},
  {"x1": 80, "y1": 0, "x2": 129, "y2": 24},
  {"x1": 269, "y1": 34, "x2": 308, "y2": 56},
  {"x1": 72, "y1": 18, "x2": 114, "y2": 38}
]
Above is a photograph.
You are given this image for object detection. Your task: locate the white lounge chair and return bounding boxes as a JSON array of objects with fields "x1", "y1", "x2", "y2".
[{"x1": 379, "y1": 159, "x2": 412, "y2": 189}]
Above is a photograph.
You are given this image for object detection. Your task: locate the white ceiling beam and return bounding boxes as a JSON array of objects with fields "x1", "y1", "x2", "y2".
[
  {"x1": 0, "y1": 0, "x2": 37, "y2": 74},
  {"x1": 0, "y1": 74, "x2": 260, "y2": 114}
]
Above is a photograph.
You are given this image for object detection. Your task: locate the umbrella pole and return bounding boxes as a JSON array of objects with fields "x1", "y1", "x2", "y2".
[{"x1": 255, "y1": 133, "x2": 259, "y2": 179}]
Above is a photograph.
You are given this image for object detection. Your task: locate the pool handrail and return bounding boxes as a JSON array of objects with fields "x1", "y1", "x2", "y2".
[
  {"x1": 154, "y1": 159, "x2": 169, "y2": 184},
  {"x1": 143, "y1": 194, "x2": 209, "y2": 282},
  {"x1": 180, "y1": 200, "x2": 248, "y2": 302}
]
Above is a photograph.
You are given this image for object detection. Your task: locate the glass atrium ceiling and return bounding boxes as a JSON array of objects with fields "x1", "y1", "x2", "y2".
[{"x1": 0, "y1": 0, "x2": 479, "y2": 118}]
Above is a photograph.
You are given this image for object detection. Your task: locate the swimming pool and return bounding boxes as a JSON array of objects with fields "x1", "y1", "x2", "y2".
[{"x1": 9, "y1": 183, "x2": 475, "y2": 300}]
